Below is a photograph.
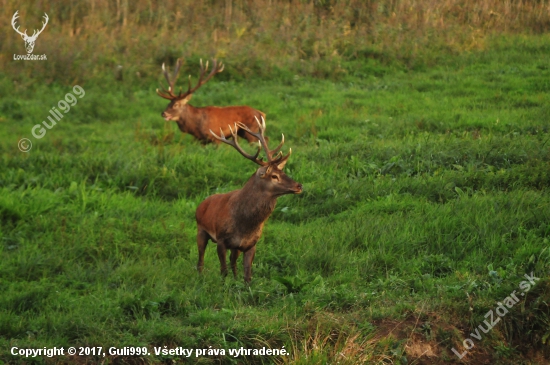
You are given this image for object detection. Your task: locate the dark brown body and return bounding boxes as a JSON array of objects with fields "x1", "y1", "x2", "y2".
[
  {"x1": 196, "y1": 162, "x2": 302, "y2": 283},
  {"x1": 196, "y1": 175, "x2": 271, "y2": 282}
]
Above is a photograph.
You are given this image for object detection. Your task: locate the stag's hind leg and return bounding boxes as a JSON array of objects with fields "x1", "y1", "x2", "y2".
[{"x1": 197, "y1": 228, "x2": 209, "y2": 273}]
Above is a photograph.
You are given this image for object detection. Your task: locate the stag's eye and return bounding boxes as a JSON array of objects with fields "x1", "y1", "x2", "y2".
[{"x1": 271, "y1": 174, "x2": 279, "y2": 180}]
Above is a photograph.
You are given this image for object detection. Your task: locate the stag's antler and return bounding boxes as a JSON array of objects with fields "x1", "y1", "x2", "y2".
[
  {"x1": 156, "y1": 59, "x2": 183, "y2": 100},
  {"x1": 210, "y1": 124, "x2": 264, "y2": 166},
  {"x1": 157, "y1": 58, "x2": 224, "y2": 101},
  {"x1": 210, "y1": 116, "x2": 291, "y2": 167},
  {"x1": 182, "y1": 59, "x2": 224, "y2": 98}
]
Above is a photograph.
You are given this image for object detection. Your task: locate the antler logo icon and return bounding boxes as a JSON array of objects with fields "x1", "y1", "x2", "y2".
[{"x1": 11, "y1": 10, "x2": 49, "y2": 54}]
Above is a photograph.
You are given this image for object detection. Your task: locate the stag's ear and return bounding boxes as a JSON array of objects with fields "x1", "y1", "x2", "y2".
[
  {"x1": 276, "y1": 159, "x2": 288, "y2": 170},
  {"x1": 258, "y1": 165, "x2": 272, "y2": 178},
  {"x1": 175, "y1": 94, "x2": 192, "y2": 107},
  {"x1": 276, "y1": 151, "x2": 291, "y2": 170}
]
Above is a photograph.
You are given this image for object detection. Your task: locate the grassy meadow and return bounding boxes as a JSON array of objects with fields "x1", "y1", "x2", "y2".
[{"x1": 2, "y1": 1, "x2": 550, "y2": 364}]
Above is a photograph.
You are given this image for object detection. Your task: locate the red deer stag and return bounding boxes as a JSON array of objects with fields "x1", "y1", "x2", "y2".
[
  {"x1": 196, "y1": 117, "x2": 302, "y2": 283},
  {"x1": 157, "y1": 59, "x2": 266, "y2": 143}
]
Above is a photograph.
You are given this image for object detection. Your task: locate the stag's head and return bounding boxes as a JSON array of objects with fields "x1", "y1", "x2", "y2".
[
  {"x1": 157, "y1": 58, "x2": 224, "y2": 121},
  {"x1": 211, "y1": 117, "x2": 303, "y2": 197},
  {"x1": 11, "y1": 11, "x2": 49, "y2": 54}
]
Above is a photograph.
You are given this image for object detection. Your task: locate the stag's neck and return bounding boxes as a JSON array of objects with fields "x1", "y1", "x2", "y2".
[
  {"x1": 232, "y1": 176, "x2": 277, "y2": 230},
  {"x1": 176, "y1": 105, "x2": 202, "y2": 132}
]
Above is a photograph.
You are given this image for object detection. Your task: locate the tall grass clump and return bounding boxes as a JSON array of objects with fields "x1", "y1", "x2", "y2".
[{"x1": 3, "y1": 0, "x2": 550, "y2": 85}]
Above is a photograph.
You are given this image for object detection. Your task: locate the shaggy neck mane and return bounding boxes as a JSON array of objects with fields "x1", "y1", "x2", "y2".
[{"x1": 232, "y1": 174, "x2": 277, "y2": 230}]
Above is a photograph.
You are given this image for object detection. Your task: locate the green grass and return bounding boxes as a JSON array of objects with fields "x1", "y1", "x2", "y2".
[{"x1": 1, "y1": 35, "x2": 550, "y2": 364}]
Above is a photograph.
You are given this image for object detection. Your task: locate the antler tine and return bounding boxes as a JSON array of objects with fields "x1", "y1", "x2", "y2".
[
  {"x1": 235, "y1": 117, "x2": 271, "y2": 162},
  {"x1": 173, "y1": 59, "x2": 183, "y2": 97},
  {"x1": 269, "y1": 134, "x2": 285, "y2": 159},
  {"x1": 161, "y1": 63, "x2": 171, "y2": 88},
  {"x1": 246, "y1": 116, "x2": 288, "y2": 163},
  {"x1": 157, "y1": 59, "x2": 183, "y2": 99},
  {"x1": 210, "y1": 124, "x2": 265, "y2": 166},
  {"x1": 196, "y1": 58, "x2": 209, "y2": 89},
  {"x1": 156, "y1": 67, "x2": 173, "y2": 99},
  {"x1": 173, "y1": 59, "x2": 182, "y2": 86},
  {"x1": 253, "y1": 116, "x2": 273, "y2": 158},
  {"x1": 190, "y1": 58, "x2": 205, "y2": 94},
  {"x1": 228, "y1": 124, "x2": 262, "y2": 162},
  {"x1": 11, "y1": 10, "x2": 27, "y2": 37},
  {"x1": 200, "y1": 58, "x2": 206, "y2": 73},
  {"x1": 183, "y1": 58, "x2": 224, "y2": 97}
]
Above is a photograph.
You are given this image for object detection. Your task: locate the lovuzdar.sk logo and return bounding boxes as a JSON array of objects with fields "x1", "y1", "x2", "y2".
[{"x1": 12, "y1": 10, "x2": 48, "y2": 61}]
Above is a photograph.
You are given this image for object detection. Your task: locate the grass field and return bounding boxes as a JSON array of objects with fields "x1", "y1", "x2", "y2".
[{"x1": 2, "y1": 25, "x2": 550, "y2": 365}]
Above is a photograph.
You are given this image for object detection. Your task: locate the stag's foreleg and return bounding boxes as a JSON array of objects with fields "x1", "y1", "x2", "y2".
[
  {"x1": 217, "y1": 243, "x2": 229, "y2": 277},
  {"x1": 230, "y1": 249, "x2": 241, "y2": 279},
  {"x1": 242, "y1": 246, "x2": 257, "y2": 284}
]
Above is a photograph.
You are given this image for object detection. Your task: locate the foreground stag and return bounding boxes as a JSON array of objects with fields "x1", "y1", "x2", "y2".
[
  {"x1": 196, "y1": 117, "x2": 302, "y2": 283},
  {"x1": 157, "y1": 59, "x2": 266, "y2": 143}
]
